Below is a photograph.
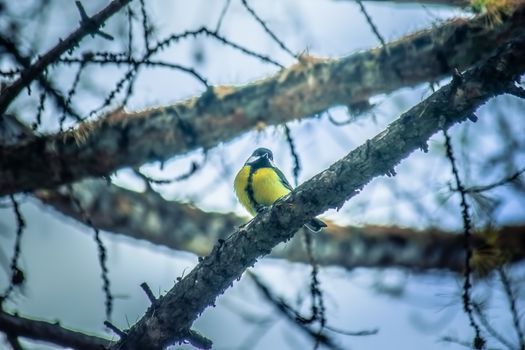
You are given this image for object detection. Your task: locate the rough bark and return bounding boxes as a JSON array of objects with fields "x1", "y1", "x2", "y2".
[
  {"x1": 105, "y1": 35, "x2": 525, "y2": 349},
  {"x1": 36, "y1": 179, "x2": 525, "y2": 272},
  {"x1": 0, "y1": 311, "x2": 112, "y2": 350},
  {"x1": 0, "y1": 0, "x2": 133, "y2": 116},
  {"x1": 2, "y1": 4, "x2": 525, "y2": 196},
  {"x1": 357, "y1": 0, "x2": 469, "y2": 6}
]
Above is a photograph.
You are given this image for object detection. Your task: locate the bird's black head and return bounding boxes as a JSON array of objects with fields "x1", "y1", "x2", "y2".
[{"x1": 245, "y1": 147, "x2": 274, "y2": 166}]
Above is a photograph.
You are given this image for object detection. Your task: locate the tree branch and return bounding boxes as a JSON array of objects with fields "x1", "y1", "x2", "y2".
[
  {"x1": 342, "y1": 0, "x2": 470, "y2": 6},
  {"x1": 2, "y1": 4, "x2": 525, "y2": 195},
  {"x1": 0, "y1": 310, "x2": 112, "y2": 350},
  {"x1": 0, "y1": 0, "x2": 132, "y2": 116},
  {"x1": 107, "y1": 34, "x2": 525, "y2": 349},
  {"x1": 35, "y1": 179, "x2": 525, "y2": 272}
]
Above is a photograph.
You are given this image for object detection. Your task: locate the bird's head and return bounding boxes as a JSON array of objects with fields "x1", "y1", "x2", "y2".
[{"x1": 245, "y1": 147, "x2": 274, "y2": 166}]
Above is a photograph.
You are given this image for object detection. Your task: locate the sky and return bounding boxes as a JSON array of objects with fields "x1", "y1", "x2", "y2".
[{"x1": 1, "y1": 0, "x2": 524, "y2": 349}]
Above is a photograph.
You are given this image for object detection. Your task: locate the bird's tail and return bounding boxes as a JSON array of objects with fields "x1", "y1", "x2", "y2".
[{"x1": 304, "y1": 218, "x2": 327, "y2": 232}]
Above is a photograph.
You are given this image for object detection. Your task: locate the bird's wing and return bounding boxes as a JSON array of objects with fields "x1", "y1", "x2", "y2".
[{"x1": 274, "y1": 167, "x2": 293, "y2": 191}]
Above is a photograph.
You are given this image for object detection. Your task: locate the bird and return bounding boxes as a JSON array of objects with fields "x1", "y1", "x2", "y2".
[{"x1": 234, "y1": 147, "x2": 327, "y2": 232}]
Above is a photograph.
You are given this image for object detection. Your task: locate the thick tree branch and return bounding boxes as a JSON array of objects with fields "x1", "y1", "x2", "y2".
[
  {"x1": 349, "y1": 0, "x2": 470, "y2": 6},
  {"x1": 35, "y1": 179, "x2": 525, "y2": 272},
  {"x1": 0, "y1": 310, "x2": 112, "y2": 350},
  {"x1": 2, "y1": 4, "x2": 525, "y2": 196},
  {"x1": 106, "y1": 35, "x2": 525, "y2": 349},
  {"x1": 0, "y1": 0, "x2": 133, "y2": 116}
]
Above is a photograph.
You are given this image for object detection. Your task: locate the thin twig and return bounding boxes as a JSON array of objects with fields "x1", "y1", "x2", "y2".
[
  {"x1": 356, "y1": 0, "x2": 389, "y2": 54},
  {"x1": 498, "y1": 268, "x2": 525, "y2": 350},
  {"x1": 104, "y1": 321, "x2": 127, "y2": 338},
  {"x1": 215, "y1": 0, "x2": 232, "y2": 32},
  {"x1": 473, "y1": 302, "x2": 515, "y2": 350},
  {"x1": 241, "y1": 0, "x2": 296, "y2": 58},
  {"x1": 284, "y1": 125, "x2": 301, "y2": 187},
  {"x1": 139, "y1": 0, "x2": 151, "y2": 50},
  {"x1": 140, "y1": 282, "x2": 156, "y2": 304},
  {"x1": 248, "y1": 272, "x2": 342, "y2": 350},
  {"x1": 0, "y1": 310, "x2": 112, "y2": 350},
  {"x1": 66, "y1": 185, "x2": 113, "y2": 321},
  {"x1": 0, "y1": 34, "x2": 83, "y2": 122},
  {"x1": 154, "y1": 27, "x2": 283, "y2": 67},
  {"x1": 303, "y1": 230, "x2": 326, "y2": 349},
  {"x1": 59, "y1": 56, "x2": 209, "y2": 88},
  {"x1": 127, "y1": 7, "x2": 134, "y2": 59},
  {"x1": 59, "y1": 61, "x2": 86, "y2": 130},
  {"x1": 465, "y1": 167, "x2": 525, "y2": 193},
  {"x1": 444, "y1": 129, "x2": 485, "y2": 349},
  {"x1": 6, "y1": 334, "x2": 24, "y2": 350},
  {"x1": 33, "y1": 89, "x2": 47, "y2": 130},
  {"x1": 0, "y1": 0, "x2": 132, "y2": 116},
  {"x1": 1, "y1": 195, "x2": 26, "y2": 301}
]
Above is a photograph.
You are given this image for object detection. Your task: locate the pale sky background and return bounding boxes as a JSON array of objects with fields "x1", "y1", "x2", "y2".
[{"x1": 1, "y1": 1, "x2": 524, "y2": 349}]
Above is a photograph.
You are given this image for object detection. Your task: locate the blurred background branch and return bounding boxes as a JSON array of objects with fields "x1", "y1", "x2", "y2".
[
  {"x1": 35, "y1": 178, "x2": 525, "y2": 273},
  {"x1": 1, "y1": 3, "x2": 525, "y2": 195}
]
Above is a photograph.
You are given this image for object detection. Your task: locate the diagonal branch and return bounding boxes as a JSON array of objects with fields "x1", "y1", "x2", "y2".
[
  {"x1": 0, "y1": 0, "x2": 132, "y2": 116},
  {"x1": 348, "y1": 0, "x2": 470, "y2": 6},
  {"x1": 35, "y1": 179, "x2": 525, "y2": 272},
  {"x1": 2, "y1": 4, "x2": 525, "y2": 196},
  {"x1": 0, "y1": 310, "x2": 112, "y2": 350},
  {"x1": 108, "y1": 34, "x2": 525, "y2": 349}
]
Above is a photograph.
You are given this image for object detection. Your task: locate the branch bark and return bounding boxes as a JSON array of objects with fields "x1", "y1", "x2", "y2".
[
  {"x1": 35, "y1": 179, "x2": 525, "y2": 272},
  {"x1": 107, "y1": 34, "x2": 525, "y2": 349},
  {"x1": 0, "y1": 0, "x2": 133, "y2": 116},
  {"x1": 353, "y1": 0, "x2": 470, "y2": 6},
  {"x1": 0, "y1": 311, "x2": 112, "y2": 350},
  {"x1": 2, "y1": 4, "x2": 525, "y2": 195}
]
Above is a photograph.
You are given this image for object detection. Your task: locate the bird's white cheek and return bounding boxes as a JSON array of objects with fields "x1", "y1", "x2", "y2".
[{"x1": 246, "y1": 155, "x2": 261, "y2": 164}]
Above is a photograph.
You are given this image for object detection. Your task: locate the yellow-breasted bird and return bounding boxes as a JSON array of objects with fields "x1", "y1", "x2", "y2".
[{"x1": 234, "y1": 147, "x2": 327, "y2": 232}]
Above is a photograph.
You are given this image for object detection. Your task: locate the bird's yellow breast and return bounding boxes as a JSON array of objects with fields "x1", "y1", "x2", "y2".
[{"x1": 234, "y1": 165, "x2": 291, "y2": 216}]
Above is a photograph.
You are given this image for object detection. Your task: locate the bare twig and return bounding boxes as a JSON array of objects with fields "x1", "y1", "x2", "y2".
[
  {"x1": 65, "y1": 186, "x2": 113, "y2": 321},
  {"x1": 139, "y1": 282, "x2": 156, "y2": 304},
  {"x1": 356, "y1": 0, "x2": 389, "y2": 54},
  {"x1": 284, "y1": 125, "x2": 301, "y2": 186},
  {"x1": 0, "y1": 310, "x2": 112, "y2": 350},
  {"x1": 104, "y1": 320, "x2": 127, "y2": 338},
  {"x1": 507, "y1": 83, "x2": 525, "y2": 99},
  {"x1": 135, "y1": 161, "x2": 203, "y2": 186},
  {"x1": 474, "y1": 302, "x2": 515, "y2": 350},
  {"x1": 465, "y1": 167, "x2": 525, "y2": 193},
  {"x1": 248, "y1": 272, "x2": 342, "y2": 350},
  {"x1": 138, "y1": 0, "x2": 152, "y2": 50},
  {"x1": 444, "y1": 128, "x2": 485, "y2": 349},
  {"x1": 6, "y1": 334, "x2": 24, "y2": 350},
  {"x1": 215, "y1": 0, "x2": 232, "y2": 32},
  {"x1": 498, "y1": 268, "x2": 525, "y2": 350},
  {"x1": 184, "y1": 330, "x2": 213, "y2": 350},
  {"x1": 33, "y1": 89, "x2": 47, "y2": 130},
  {"x1": 1, "y1": 195, "x2": 26, "y2": 302},
  {"x1": 0, "y1": 34, "x2": 83, "y2": 122},
  {"x1": 302, "y1": 231, "x2": 327, "y2": 349},
  {"x1": 241, "y1": 0, "x2": 296, "y2": 58},
  {"x1": 59, "y1": 61, "x2": 87, "y2": 129},
  {"x1": 0, "y1": 0, "x2": 132, "y2": 116},
  {"x1": 324, "y1": 325, "x2": 378, "y2": 337}
]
